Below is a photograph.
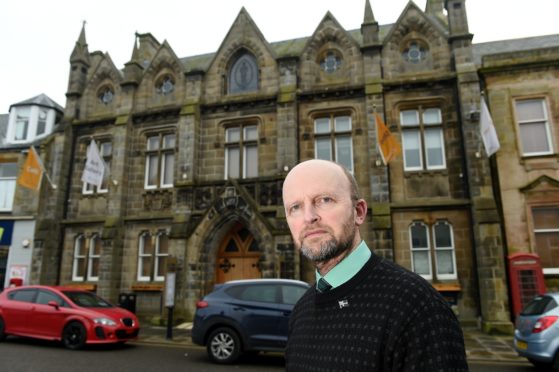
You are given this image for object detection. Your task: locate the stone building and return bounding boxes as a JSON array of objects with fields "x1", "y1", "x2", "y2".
[
  {"x1": 22, "y1": 0, "x2": 558, "y2": 332},
  {"x1": 477, "y1": 35, "x2": 559, "y2": 315}
]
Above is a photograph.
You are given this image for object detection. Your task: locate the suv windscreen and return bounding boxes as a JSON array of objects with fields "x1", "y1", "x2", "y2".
[{"x1": 521, "y1": 295, "x2": 557, "y2": 316}]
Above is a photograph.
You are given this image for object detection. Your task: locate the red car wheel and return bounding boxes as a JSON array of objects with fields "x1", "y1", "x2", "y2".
[{"x1": 62, "y1": 321, "x2": 87, "y2": 350}]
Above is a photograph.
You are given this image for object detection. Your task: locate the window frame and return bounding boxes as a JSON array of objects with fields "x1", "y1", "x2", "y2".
[
  {"x1": 531, "y1": 206, "x2": 559, "y2": 274},
  {"x1": 400, "y1": 107, "x2": 446, "y2": 172},
  {"x1": 318, "y1": 49, "x2": 343, "y2": 74},
  {"x1": 86, "y1": 234, "x2": 101, "y2": 282},
  {"x1": 313, "y1": 114, "x2": 354, "y2": 172},
  {"x1": 155, "y1": 75, "x2": 175, "y2": 96},
  {"x1": 36, "y1": 109, "x2": 47, "y2": 136},
  {"x1": 154, "y1": 231, "x2": 169, "y2": 281},
  {"x1": 8, "y1": 106, "x2": 54, "y2": 144},
  {"x1": 409, "y1": 221, "x2": 432, "y2": 280},
  {"x1": 0, "y1": 162, "x2": 17, "y2": 211},
  {"x1": 144, "y1": 132, "x2": 175, "y2": 189},
  {"x1": 402, "y1": 40, "x2": 429, "y2": 64},
  {"x1": 72, "y1": 233, "x2": 102, "y2": 282},
  {"x1": 137, "y1": 231, "x2": 169, "y2": 282},
  {"x1": 14, "y1": 109, "x2": 30, "y2": 141},
  {"x1": 409, "y1": 220, "x2": 458, "y2": 281},
  {"x1": 432, "y1": 220, "x2": 458, "y2": 280},
  {"x1": 224, "y1": 123, "x2": 259, "y2": 179},
  {"x1": 137, "y1": 231, "x2": 153, "y2": 282},
  {"x1": 514, "y1": 98, "x2": 554, "y2": 157},
  {"x1": 228, "y1": 52, "x2": 259, "y2": 94},
  {"x1": 72, "y1": 234, "x2": 87, "y2": 281}
]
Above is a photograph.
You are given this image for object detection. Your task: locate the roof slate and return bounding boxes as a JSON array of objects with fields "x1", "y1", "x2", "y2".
[
  {"x1": 179, "y1": 24, "x2": 394, "y2": 73},
  {"x1": 177, "y1": 18, "x2": 558, "y2": 74},
  {"x1": 472, "y1": 34, "x2": 559, "y2": 66},
  {"x1": 10, "y1": 93, "x2": 63, "y2": 112}
]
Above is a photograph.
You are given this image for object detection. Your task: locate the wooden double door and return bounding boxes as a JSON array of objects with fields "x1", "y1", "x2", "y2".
[{"x1": 215, "y1": 223, "x2": 262, "y2": 283}]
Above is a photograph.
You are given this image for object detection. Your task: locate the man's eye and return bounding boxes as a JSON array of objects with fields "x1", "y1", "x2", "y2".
[
  {"x1": 289, "y1": 204, "x2": 300, "y2": 214},
  {"x1": 316, "y1": 196, "x2": 333, "y2": 207}
]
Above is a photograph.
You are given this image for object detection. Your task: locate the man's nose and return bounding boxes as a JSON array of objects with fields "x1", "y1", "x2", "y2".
[{"x1": 303, "y1": 204, "x2": 319, "y2": 223}]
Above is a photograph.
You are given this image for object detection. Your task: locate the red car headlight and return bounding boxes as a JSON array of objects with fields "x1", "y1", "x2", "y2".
[{"x1": 94, "y1": 317, "x2": 117, "y2": 327}]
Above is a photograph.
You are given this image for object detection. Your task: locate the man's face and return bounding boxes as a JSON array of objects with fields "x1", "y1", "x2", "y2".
[{"x1": 282, "y1": 161, "x2": 365, "y2": 264}]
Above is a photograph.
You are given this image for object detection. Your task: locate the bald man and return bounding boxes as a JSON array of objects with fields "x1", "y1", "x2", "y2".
[{"x1": 283, "y1": 159, "x2": 468, "y2": 371}]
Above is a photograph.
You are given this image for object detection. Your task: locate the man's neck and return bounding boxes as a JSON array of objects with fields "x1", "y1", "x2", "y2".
[{"x1": 315, "y1": 236, "x2": 361, "y2": 276}]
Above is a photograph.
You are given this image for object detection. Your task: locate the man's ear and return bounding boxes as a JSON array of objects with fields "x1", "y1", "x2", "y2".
[{"x1": 354, "y1": 199, "x2": 367, "y2": 225}]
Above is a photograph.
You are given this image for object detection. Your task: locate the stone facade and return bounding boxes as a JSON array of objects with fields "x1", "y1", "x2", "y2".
[
  {"x1": 479, "y1": 45, "x2": 559, "y2": 301},
  {"x1": 19, "y1": 0, "x2": 558, "y2": 332}
]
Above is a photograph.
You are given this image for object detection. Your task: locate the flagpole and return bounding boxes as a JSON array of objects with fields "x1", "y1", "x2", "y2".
[
  {"x1": 31, "y1": 146, "x2": 57, "y2": 189},
  {"x1": 373, "y1": 105, "x2": 386, "y2": 166}
]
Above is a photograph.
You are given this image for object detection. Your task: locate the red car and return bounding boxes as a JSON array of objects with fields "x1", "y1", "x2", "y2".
[{"x1": 0, "y1": 285, "x2": 140, "y2": 349}]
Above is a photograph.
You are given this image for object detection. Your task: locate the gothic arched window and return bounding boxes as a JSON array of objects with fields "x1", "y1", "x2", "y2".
[{"x1": 228, "y1": 53, "x2": 258, "y2": 94}]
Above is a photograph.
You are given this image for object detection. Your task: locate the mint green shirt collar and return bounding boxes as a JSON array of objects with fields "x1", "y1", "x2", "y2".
[{"x1": 316, "y1": 240, "x2": 371, "y2": 289}]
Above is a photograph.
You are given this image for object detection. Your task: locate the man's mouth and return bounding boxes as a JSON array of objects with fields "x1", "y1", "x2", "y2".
[{"x1": 303, "y1": 229, "x2": 328, "y2": 239}]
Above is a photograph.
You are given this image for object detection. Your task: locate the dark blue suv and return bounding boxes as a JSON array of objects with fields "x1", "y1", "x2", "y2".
[{"x1": 191, "y1": 278, "x2": 309, "y2": 364}]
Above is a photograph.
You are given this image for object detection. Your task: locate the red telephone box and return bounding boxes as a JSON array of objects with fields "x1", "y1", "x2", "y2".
[{"x1": 508, "y1": 253, "x2": 546, "y2": 318}]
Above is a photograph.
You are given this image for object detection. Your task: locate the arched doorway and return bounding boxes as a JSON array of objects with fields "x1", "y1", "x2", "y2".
[{"x1": 216, "y1": 223, "x2": 262, "y2": 283}]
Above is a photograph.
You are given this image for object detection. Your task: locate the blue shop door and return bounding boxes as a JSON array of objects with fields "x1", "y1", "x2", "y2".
[
  {"x1": 0, "y1": 221, "x2": 14, "y2": 291},
  {"x1": 0, "y1": 247, "x2": 8, "y2": 291}
]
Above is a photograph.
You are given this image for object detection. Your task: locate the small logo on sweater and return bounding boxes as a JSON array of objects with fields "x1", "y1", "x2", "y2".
[{"x1": 338, "y1": 299, "x2": 349, "y2": 309}]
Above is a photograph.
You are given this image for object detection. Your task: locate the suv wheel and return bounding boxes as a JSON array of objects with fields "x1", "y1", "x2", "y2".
[{"x1": 207, "y1": 327, "x2": 241, "y2": 364}]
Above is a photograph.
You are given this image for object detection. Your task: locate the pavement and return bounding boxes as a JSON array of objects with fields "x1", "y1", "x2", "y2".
[{"x1": 135, "y1": 323, "x2": 530, "y2": 365}]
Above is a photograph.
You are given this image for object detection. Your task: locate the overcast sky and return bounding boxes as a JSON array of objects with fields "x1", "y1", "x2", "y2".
[{"x1": 1, "y1": 0, "x2": 557, "y2": 113}]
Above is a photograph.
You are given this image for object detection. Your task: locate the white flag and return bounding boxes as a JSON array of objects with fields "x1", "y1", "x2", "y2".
[
  {"x1": 480, "y1": 97, "x2": 500, "y2": 156},
  {"x1": 81, "y1": 140, "x2": 105, "y2": 187}
]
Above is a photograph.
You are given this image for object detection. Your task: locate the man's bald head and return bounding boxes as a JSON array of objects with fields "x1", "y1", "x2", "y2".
[{"x1": 283, "y1": 159, "x2": 359, "y2": 206}]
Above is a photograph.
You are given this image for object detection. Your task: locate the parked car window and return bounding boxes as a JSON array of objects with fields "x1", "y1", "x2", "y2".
[
  {"x1": 226, "y1": 284, "x2": 278, "y2": 303},
  {"x1": 521, "y1": 295, "x2": 557, "y2": 316},
  {"x1": 282, "y1": 285, "x2": 307, "y2": 305},
  {"x1": 36, "y1": 290, "x2": 67, "y2": 307},
  {"x1": 8, "y1": 289, "x2": 36, "y2": 303}
]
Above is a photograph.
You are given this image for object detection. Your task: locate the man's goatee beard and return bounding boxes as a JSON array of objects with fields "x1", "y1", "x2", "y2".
[{"x1": 301, "y1": 235, "x2": 354, "y2": 263}]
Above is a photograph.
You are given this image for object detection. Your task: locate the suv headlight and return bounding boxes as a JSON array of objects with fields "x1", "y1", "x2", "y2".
[{"x1": 94, "y1": 317, "x2": 117, "y2": 326}]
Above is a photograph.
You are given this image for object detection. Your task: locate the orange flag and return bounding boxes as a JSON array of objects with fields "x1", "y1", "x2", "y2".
[
  {"x1": 375, "y1": 113, "x2": 402, "y2": 165},
  {"x1": 17, "y1": 147, "x2": 44, "y2": 190}
]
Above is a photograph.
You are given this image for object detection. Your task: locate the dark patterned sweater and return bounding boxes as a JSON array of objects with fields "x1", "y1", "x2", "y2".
[{"x1": 285, "y1": 253, "x2": 469, "y2": 372}]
